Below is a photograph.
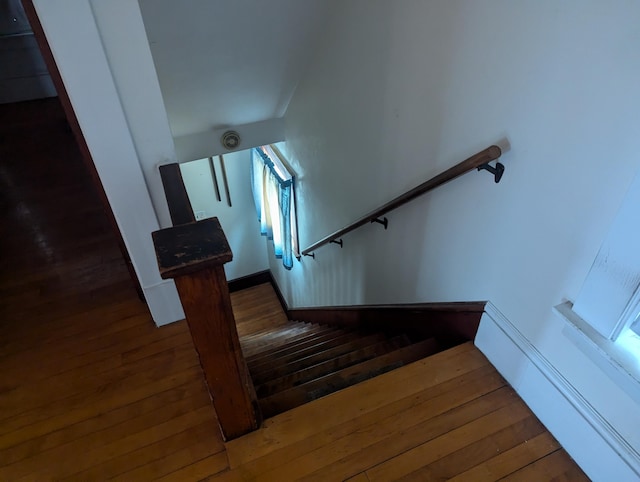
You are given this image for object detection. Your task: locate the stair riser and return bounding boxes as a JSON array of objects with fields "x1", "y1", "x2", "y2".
[
  {"x1": 255, "y1": 335, "x2": 412, "y2": 398},
  {"x1": 259, "y1": 338, "x2": 439, "y2": 418},
  {"x1": 249, "y1": 332, "x2": 362, "y2": 377},
  {"x1": 246, "y1": 328, "x2": 348, "y2": 364},
  {"x1": 250, "y1": 333, "x2": 389, "y2": 385}
]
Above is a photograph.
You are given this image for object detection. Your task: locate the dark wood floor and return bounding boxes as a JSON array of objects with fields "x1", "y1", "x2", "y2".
[
  {"x1": 0, "y1": 98, "x2": 588, "y2": 481},
  {"x1": 0, "y1": 98, "x2": 229, "y2": 480}
]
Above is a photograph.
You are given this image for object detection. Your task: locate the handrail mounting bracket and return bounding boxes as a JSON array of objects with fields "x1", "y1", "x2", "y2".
[
  {"x1": 371, "y1": 217, "x2": 388, "y2": 230},
  {"x1": 330, "y1": 239, "x2": 343, "y2": 248},
  {"x1": 303, "y1": 252, "x2": 315, "y2": 259},
  {"x1": 477, "y1": 162, "x2": 505, "y2": 183}
]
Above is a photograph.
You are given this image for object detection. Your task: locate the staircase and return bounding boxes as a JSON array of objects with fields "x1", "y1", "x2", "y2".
[{"x1": 240, "y1": 320, "x2": 441, "y2": 418}]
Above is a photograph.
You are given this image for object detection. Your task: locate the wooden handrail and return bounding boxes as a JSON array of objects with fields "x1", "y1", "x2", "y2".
[{"x1": 301, "y1": 145, "x2": 502, "y2": 255}]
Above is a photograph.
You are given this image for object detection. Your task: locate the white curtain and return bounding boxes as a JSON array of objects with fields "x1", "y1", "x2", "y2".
[{"x1": 251, "y1": 147, "x2": 298, "y2": 269}]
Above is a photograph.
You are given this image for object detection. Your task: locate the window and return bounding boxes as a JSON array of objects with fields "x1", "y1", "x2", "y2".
[
  {"x1": 571, "y1": 166, "x2": 640, "y2": 343},
  {"x1": 627, "y1": 291, "x2": 640, "y2": 337},
  {"x1": 556, "y1": 168, "x2": 640, "y2": 400},
  {"x1": 251, "y1": 145, "x2": 299, "y2": 270}
]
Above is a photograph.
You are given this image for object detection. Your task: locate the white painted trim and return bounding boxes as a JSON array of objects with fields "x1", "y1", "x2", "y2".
[
  {"x1": 143, "y1": 280, "x2": 185, "y2": 326},
  {"x1": 173, "y1": 118, "x2": 285, "y2": 163},
  {"x1": 554, "y1": 301, "x2": 640, "y2": 404},
  {"x1": 33, "y1": 0, "x2": 185, "y2": 329},
  {"x1": 476, "y1": 302, "x2": 640, "y2": 481},
  {"x1": 625, "y1": 287, "x2": 640, "y2": 336}
]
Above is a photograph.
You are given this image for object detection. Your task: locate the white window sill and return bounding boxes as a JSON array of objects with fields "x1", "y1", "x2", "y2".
[{"x1": 554, "y1": 301, "x2": 640, "y2": 404}]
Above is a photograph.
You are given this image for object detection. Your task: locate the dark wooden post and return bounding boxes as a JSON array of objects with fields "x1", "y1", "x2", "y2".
[
  {"x1": 158, "y1": 163, "x2": 197, "y2": 226},
  {"x1": 152, "y1": 218, "x2": 261, "y2": 440}
]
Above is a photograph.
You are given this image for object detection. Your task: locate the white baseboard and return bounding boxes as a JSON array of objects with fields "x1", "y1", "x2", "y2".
[
  {"x1": 475, "y1": 302, "x2": 640, "y2": 482},
  {"x1": 143, "y1": 279, "x2": 185, "y2": 326}
]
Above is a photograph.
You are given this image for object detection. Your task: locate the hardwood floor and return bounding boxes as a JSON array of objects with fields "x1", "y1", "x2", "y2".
[
  {"x1": 0, "y1": 98, "x2": 588, "y2": 480},
  {"x1": 0, "y1": 98, "x2": 227, "y2": 480},
  {"x1": 219, "y1": 343, "x2": 588, "y2": 482}
]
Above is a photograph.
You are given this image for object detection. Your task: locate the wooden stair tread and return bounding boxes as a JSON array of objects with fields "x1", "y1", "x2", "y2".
[
  {"x1": 240, "y1": 320, "x2": 315, "y2": 342},
  {"x1": 255, "y1": 334, "x2": 413, "y2": 398},
  {"x1": 246, "y1": 327, "x2": 348, "y2": 364},
  {"x1": 240, "y1": 324, "x2": 325, "y2": 357},
  {"x1": 259, "y1": 337, "x2": 439, "y2": 418},
  {"x1": 249, "y1": 332, "x2": 363, "y2": 376},
  {"x1": 250, "y1": 333, "x2": 390, "y2": 385},
  {"x1": 240, "y1": 323, "x2": 322, "y2": 348},
  {"x1": 242, "y1": 332, "x2": 323, "y2": 358}
]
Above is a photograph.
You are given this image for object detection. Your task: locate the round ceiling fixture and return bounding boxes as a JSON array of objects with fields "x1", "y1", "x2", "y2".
[{"x1": 221, "y1": 130, "x2": 241, "y2": 150}]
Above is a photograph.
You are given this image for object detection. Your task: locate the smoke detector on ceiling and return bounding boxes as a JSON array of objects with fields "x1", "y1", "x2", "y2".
[{"x1": 221, "y1": 130, "x2": 241, "y2": 150}]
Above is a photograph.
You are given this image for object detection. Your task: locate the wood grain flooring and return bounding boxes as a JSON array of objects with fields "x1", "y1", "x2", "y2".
[
  {"x1": 0, "y1": 98, "x2": 588, "y2": 480},
  {"x1": 218, "y1": 343, "x2": 588, "y2": 481},
  {"x1": 0, "y1": 98, "x2": 227, "y2": 480}
]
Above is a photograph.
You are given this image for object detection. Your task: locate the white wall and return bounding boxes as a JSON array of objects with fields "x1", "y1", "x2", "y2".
[
  {"x1": 180, "y1": 150, "x2": 269, "y2": 280},
  {"x1": 33, "y1": 0, "x2": 184, "y2": 326},
  {"x1": 137, "y1": 0, "x2": 336, "y2": 138},
  {"x1": 273, "y1": 1, "x2": 640, "y2": 478}
]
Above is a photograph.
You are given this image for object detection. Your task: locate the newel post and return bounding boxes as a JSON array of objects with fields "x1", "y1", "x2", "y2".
[{"x1": 152, "y1": 218, "x2": 261, "y2": 440}]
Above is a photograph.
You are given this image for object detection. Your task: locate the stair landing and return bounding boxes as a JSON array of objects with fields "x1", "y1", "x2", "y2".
[{"x1": 217, "y1": 341, "x2": 588, "y2": 481}]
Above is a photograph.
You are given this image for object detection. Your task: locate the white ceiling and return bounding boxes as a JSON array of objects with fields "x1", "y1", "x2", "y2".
[{"x1": 138, "y1": 0, "x2": 334, "y2": 138}]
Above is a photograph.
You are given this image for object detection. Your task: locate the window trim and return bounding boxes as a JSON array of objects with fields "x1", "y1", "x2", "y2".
[
  {"x1": 571, "y1": 167, "x2": 640, "y2": 341},
  {"x1": 626, "y1": 287, "x2": 640, "y2": 336},
  {"x1": 560, "y1": 168, "x2": 640, "y2": 400},
  {"x1": 555, "y1": 301, "x2": 640, "y2": 403}
]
